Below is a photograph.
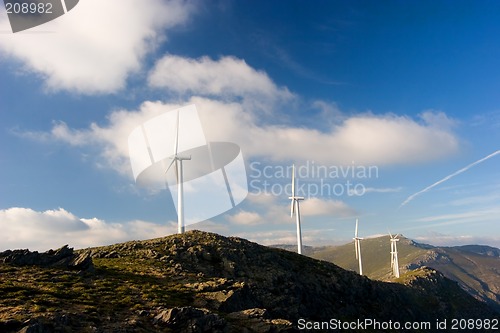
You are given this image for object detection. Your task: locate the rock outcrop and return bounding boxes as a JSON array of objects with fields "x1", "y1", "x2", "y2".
[{"x1": 0, "y1": 245, "x2": 94, "y2": 272}]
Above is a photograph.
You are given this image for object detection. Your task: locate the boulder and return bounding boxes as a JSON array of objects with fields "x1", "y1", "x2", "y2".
[
  {"x1": 0, "y1": 245, "x2": 94, "y2": 272},
  {"x1": 154, "y1": 306, "x2": 227, "y2": 333}
]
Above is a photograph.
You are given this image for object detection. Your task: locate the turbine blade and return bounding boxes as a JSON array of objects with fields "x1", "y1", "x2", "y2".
[
  {"x1": 355, "y1": 219, "x2": 359, "y2": 237},
  {"x1": 290, "y1": 199, "x2": 295, "y2": 218},
  {"x1": 166, "y1": 158, "x2": 176, "y2": 174},
  {"x1": 354, "y1": 240, "x2": 359, "y2": 259},
  {"x1": 291, "y1": 164, "x2": 295, "y2": 197},
  {"x1": 174, "y1": 109, "x2": 180, "y2": 156}
]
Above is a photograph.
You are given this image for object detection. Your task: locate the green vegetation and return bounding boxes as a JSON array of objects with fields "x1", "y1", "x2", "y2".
[{"x1": 0, "y1": 255, "x2": 196, "y2": 329}]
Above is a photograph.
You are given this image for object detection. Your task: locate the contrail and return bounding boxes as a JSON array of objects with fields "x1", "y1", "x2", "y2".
[{"x1": 400, "y1": 150, "x2": 500, "y2": 207}]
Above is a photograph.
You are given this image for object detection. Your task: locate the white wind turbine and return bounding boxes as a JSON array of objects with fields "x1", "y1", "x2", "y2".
[
  {"x1": 289, "y1": 164, "x2": 304, "y2": 255},
  {"x1": 353, "y1": 219, "x2": 363, "y2": 275},
  {"x1": 389, "y1": 232, "x2": 400, "y2": 278},
  {"x1": 166, "y1": 110, "x2": 191, "y2": 234}
]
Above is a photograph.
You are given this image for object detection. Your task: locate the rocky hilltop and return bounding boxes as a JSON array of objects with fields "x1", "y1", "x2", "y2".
[{"x1": 0, "y1": 230, "x2": 498, "y2": 332}]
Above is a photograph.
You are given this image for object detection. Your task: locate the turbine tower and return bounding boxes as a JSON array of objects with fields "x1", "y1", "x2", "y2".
[
  {"x1": 389, "y1": 233, "x2": 400, "y2": 278},
  {"x1": 166, "y1": 110, "x2": 191, "y2": 234},
  {"x1": 289, "y1": 164, "x2": 304, "y2": 254},
  {"x1": 353, "y1": 219, "x2": 363, "y2": 275}
]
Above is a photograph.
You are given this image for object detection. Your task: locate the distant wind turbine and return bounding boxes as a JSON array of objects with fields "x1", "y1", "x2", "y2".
[
  {"x1": 289, "y1": 164, "x2": 304, "y2": 255},
  {"x1": 353, "y1": 219, "x2": 363, "y2": 275},
  {"x1": 389, "y1": 233, "x2": 400, "y2": 278},
  {"x1": 166, "y1": 110, "x2": 191, "y2": 234}
]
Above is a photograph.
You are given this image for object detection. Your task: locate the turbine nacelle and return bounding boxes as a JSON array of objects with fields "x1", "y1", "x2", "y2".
[
  {"x1": 165, "y1": 155, "x2": 192, "y2": 174},
  {"x1": 288, "y1": 196, "x2": 304, "y2": 217},
  {"x1": 173, "y1": 155, "x2": 192, "y2": 161}
]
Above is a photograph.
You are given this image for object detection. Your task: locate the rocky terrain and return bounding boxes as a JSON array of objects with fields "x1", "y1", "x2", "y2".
[{"x1": 0, "y1": 230, "x2": 498, "y2": 332}]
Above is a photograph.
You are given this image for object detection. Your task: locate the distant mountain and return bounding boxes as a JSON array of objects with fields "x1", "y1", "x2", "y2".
[
  {"x1": 309, "y1": 236, "x2": 500, "y2": 312},
  {"x1": 0, "y1": 231, "x2": 498, "y2": 332},
  {"x1": 455, "y1": 244, "x2": 500, "y2": 257},
  {"x1": 269, "y1": 244, "x2": 315, "y2": 255}
]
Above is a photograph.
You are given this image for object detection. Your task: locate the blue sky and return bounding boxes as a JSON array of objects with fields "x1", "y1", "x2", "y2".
[{"x1": 1, "y1": 0, "x2": 499, "y2": 251}]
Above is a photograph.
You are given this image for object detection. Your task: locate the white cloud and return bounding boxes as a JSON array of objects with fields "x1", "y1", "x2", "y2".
[
  {"x1": 235, "y1": 228, "x2": 340, "y2": 247},
  {"x1": 14, "y1": 101, "x2": 186, "y2": 175},
  {"x1": 311, "y1": 100, "x2": 343, "y2": 123},
  {"x1": 0, "y1": 207, "x2": 176, "y2": 251},
  {"x1": 414, "y1": 232, "x2": 500, "y2": 248},
  {"x1": 15, "y1": 98, "x2": 461, "y2": 184},
  {"x1": 324, "y1": 114, "x2": 458, "y2": 165},
  {"x1": 348, "y1": 186, "x2": 402, "y2": 196},
  {"x1": 241, "y1": 193, "x2": 355, "y2": 226},
  {"x1": 420, "y1": 110, "x2": 458, "y2": 130},
  {"x1": 0, "y1": 0, "x2": 193, "y2": 94},
  {"x1": 190, "y1": 220, "x2": 229, "y2": 234},
  {"x1": 236, "y1": 230, "x2": 299, "y2": 246},
  {"x1": 448, "y1": 193, "x2": 500, "y2": 207},
  {"x1": 401, "y1": 207, "x2": 500, "y2": 237},
  {"x1": 192, "y1": 98, "x2": 460, "y2": 166},
  {"x1": 301, "y1": 197, "x2": 355, "y2": 217},
  {"x1": 415, "y1": 208, "x2": 500, "y2": 224},
  {"x1": 148, "y1": 55, "x2": 293, "y2": 101},
  {"x1": 188, "y1": 99, "x2": 460, "y2": 166},
  {"x1": 227, "y1": 210, "x2": 263, "y2": 225},
  {"x1": 246, "y1": 193, "x2": 278, "y2": 206}
]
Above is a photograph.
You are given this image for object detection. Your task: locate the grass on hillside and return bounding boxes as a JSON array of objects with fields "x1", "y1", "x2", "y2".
[{"x1": 0, "y1": 256, "x2": 196, "y2": 325}]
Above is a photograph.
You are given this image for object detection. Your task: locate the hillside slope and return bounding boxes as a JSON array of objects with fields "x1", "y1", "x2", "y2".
[
  {"x1": 309, "y1": 236, "x2": 500, "y2": 312},
  {"x1": 0, "y1": 231, "x2": 498, "y2": 332}
]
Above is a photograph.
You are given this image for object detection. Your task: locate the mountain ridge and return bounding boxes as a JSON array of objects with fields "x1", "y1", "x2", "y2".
[
  {"x1": 0, "y1": 230, "x2": 498, "y2": 332},
  {"x1": 307, "y1": 235, "x2": 500, "y2": 313}
]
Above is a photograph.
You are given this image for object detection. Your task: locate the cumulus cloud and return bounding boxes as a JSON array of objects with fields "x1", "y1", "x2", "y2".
[
  {"x1": 419, "y1": 110, "x2": 458, "y2": 130},
  {"x1": 11, "y1": 46, "x2": 459, "y2": 175},
  {"x1": 0, "y1": 207, "x2": 176, "y2": 251},
  {"x1": 227, "y1": 210, "x2": 263, "y2": 225},
  {"x1": 235, "y1": 230, "x2": 300, "y2": 246},
  {"x1": 201, "y1": 99, "x2": 460, "y2": 166},
  {"x1": 301, "y1": 197, "x2": 355, "y2": 217},
  {"x1": 235, "y1": 228, "x2": 339, "y2": 247},
  {"x1": 14, "y1": 101, "x2": 186, "y2": 175},
  {"x1": 16, "y1": 97, "x2": 460, "y2": 180},
  {"x1": 0, "y1": 0, "x2": 193, "y2": 94},
  {"x1": 241, "y1": 193, "x2": 355, "y2": 226},
  {"x1": 148, "y1": 55, "x2": 293, "y2": 101}
]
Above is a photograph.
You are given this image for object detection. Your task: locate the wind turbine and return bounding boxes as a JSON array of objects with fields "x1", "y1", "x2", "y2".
[
  {"x1": 389, "y1": 232, "x2": 400, "y2": 278},
  {"x1": 289, "y1": 164, "x2": 304, "y2": 254},
  {"x1": 353, "y1": 219, "x2": 363, "y2": 275},
  {"x1": 166, "y1": 110, "x2": 191, "y2": 234}
]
